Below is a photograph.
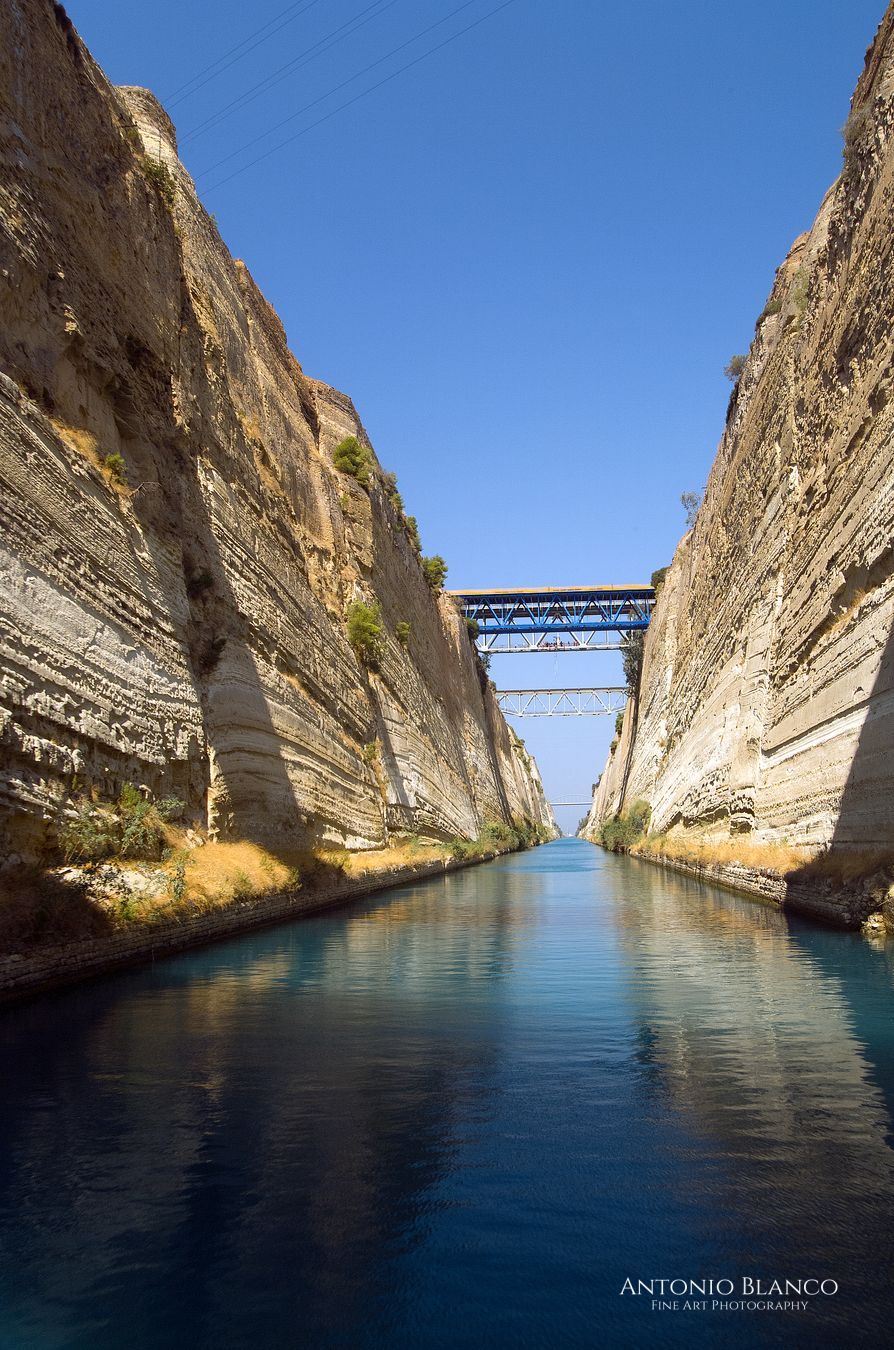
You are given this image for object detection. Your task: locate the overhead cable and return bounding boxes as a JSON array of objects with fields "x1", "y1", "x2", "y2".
[
  {"x1": 165, "y1": 0, "x2": 326, "y2": 108},
  {"x1": 199, "y1": 0, "x2": 508, "y2": 185},
  {"x1": 182, "y1": 0, "x2": 402, "y2": 145}
]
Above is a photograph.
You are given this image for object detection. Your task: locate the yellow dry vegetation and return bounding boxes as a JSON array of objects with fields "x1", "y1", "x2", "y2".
[
  {"x1": 175, "y1": 840, "x2": 298, "y2": 907},
  {"x1": 637, "y1": 833, "x2": 894, "y2": 883},
  {"x1": 50, "y1": 417, "x2": 103, "y2": 471},
  {"x1": 347, "y1": 839, "x2": 449, "y2": 875},
  {"x1": 635, "y1": 834, "x2": 813, "y2": 875}
]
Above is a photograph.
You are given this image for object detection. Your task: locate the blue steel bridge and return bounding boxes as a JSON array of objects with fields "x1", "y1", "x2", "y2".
[
  {"x1": 449, "y1": 585, "x2": 655, "y2": 654},
  {"x1": 448, "y1": 585, "x2": 655, "y2": 718}
]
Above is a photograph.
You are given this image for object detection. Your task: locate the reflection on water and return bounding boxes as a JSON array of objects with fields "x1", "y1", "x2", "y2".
[{"x1": 1, "y1": 841, "x2": 893, "y2": 1348}]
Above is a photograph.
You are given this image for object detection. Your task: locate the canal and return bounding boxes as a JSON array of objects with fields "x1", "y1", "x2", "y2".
[{"x1": 2, "y1": 838, "x2": 893, "y2": 1348}]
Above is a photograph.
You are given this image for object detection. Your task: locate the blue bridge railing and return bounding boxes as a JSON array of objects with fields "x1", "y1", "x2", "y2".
[{"x1": 448, "y1": 586, "x2": 655, "y2": 654}]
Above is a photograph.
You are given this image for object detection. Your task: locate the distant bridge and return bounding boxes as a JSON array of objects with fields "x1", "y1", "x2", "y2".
[
  {"x1": 497, "y1": 688, "x2": 627, "y2": 717},
  {"x1": 450, "y1": 585, "x2": 654, "y2": 653}
]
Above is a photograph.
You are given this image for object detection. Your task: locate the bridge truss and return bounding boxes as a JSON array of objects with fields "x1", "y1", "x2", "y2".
[
  {"x1": 450, "y1": 586, "x2": 654, "y2": 654},
  {"x1": 496, "y1": 688, "x2": 627, "y2": 718}
]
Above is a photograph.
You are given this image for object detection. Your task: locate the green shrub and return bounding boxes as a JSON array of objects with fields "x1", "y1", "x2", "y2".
[
  {"x1": 758, "y1": 295, "x2": 783, "y2": 324},
  {"x1": 622, "y1": 630, "x2": 644, "y2": 694},
  {"x1": 333, "y1": 435, "x2": 370, "y2": 485},
  {"x1": 59, "y1": 786, "x2": 183, "y2": 863},
  {"x1": 347, "y1": 599, "x2": 383, "y2": 666},
  {"x1": 464, "y1": 616, "x2": 480, "y2": 642},
  {"x1": 59, "y1": 801, "x2": 119, "y2": 863},
  {"x1": 480, "y1": 820, "x2": 519, "y2": 851},
  {"x1": 104, "y1": 452, "x2": 126, "y2": 484},
  {"x1": 231, "y1": 870, "x2": 256, "y2": 901},
  {"x1": 422, "y1": 555, "x2": 448, "y2": 590},
  {"x1": 598, "y1": 800, "x2": 651, "y2": 853},
  {"x1": 650, "y1": 565, "x2": 668, "y2": 593},
  {"x1": 361, "y1": 741, "x2": 379, "y2": 765},
  {"x1": 405, "y1": 515, "x2": 422, "y2": 554},
  {"x1": 142, "y1": 158, "x2": 176, "y2": 206},
  {"x1": 614, "y1": 711, "x2": 624, "y2": 737},
  {"x1": 395, "y1": 620, "x2": 411, "y2": 647},
  {"x1": 382, "y1": 471, "x2": 404, "y2": 513}
]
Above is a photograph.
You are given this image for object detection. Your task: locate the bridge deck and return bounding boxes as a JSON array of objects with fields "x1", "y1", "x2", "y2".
[
  {"x1": 450, "y1": 585, "x2": 655, "y2": 652},
  {"x1": 496, "y1": 688, "x2": 627, "y2": 717}
]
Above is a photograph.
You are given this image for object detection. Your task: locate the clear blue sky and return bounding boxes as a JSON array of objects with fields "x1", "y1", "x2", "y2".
[{"x1": 71, "y1": 0, "x2": 884, "y2": 833}]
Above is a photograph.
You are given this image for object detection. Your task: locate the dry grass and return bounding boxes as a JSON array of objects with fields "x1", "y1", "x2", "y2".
[
  {"x1": 50, "y1": 417, "x2": 130, "y2": 496},
  {"x1": 637, "y1": 833, "x2": 894, "y2": 885},
  {"x1": 50, "y1": 417, "x2": 103, "y2": 471},
  {"x1": 0, "y1": 834, "x2": 462, "y2": 957},
  {"x1": 177, "y1": 841, "x2": 298, "y2": 906},
  {"x1": 636, "y1": 834, "x2": 814, "y2": 876},
  {"x1": 347, "y1": 839, "x2": 449, "y2": 874}
]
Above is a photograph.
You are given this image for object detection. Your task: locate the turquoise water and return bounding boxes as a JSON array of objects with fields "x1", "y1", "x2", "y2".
[{"x1": 2, "y1": 838, "x2": 894, "y2": 1348}]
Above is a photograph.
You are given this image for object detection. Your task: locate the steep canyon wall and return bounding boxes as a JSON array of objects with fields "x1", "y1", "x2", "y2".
[
  {"x1": 585, "y1": 8, "x2": 894, "y2": 863},
  {"x1": 0, "y1": 1, "x2": 555, "y2": 861}
]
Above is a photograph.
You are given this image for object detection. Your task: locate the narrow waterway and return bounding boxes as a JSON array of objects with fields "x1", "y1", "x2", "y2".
[{"x1": 2, "y1": 839, "x2": 894, "y2": 1349}]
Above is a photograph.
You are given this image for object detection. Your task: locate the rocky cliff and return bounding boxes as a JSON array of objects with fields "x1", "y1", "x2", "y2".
[
  {"x1": 0, "y1": 1, "x2": 555, "y2": 862},
  {"x1": 584, "y1": 8, "x2": 894, "y2": 875}
]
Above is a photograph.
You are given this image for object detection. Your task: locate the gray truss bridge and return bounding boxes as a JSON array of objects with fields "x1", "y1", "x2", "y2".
[{"x1": 496, "y1": 688, "x2": 627, "y2": 718}]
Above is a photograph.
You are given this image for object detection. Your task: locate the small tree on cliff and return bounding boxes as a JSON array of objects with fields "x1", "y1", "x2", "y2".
[
  {"x1": 723, "y1": 353, "x2": 746, "y2": 382},
  {"x1": 622, "y1": 631, "x2": 644, "y2": 695},
  {"x1": 333, "y1": 435, "x2": 371, "y2": 486},
  {"x1": 346, "y1": 600, "x2": 383, "y2": 667},
  {"x1": 680, "y1": 492, "x2": 701, "y2": 528}
]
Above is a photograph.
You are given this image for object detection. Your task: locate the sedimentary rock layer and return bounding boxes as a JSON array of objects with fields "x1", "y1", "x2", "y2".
[
  {"x1": 0, "y1": 1, "x2": 555, "y2": 858},
  {"x1": 585, "y1": 6, "x2": 894, "y2": 856}
]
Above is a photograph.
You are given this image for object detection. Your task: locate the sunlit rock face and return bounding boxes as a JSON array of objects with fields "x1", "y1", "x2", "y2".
[
  {"x1": 0, "y1": 2, "x2": 556, "y2": 858},
  {"x1": 585, "y1": 6, "x2": 894, "y2": 857}
]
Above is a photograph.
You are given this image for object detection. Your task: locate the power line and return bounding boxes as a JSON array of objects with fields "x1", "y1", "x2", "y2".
[
  {"x1": 202, "y1": 0, "x2": 522, "y2": 196},
  {"x1": 165, "y1": 0, "x2": 326, "y2": 109},
  {"x1": 181, "y1": 0, "x2": 402, "y2": 145},
  {"x1": 197, "y1": 0, "x2": 493, "y2": 184}
]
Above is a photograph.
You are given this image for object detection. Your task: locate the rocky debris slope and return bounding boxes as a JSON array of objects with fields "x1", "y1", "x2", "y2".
[
  {"x1": 583, "y1": 7, "x2": 894, "y2": 901},
  {"x1": 0, "y1": 1, "x2": 556, "y2": 862}
]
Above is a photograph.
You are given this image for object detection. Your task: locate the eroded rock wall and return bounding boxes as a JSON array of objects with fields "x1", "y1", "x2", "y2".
[
  {"x1": 0, "y1": 1, "x2": 555, "y2": 858},
  {"x1": 584, "y1": 6, "x2": 894, "y2": 854}
]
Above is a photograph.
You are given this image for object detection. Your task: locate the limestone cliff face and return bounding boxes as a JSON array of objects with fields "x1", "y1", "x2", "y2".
[
  {"x1": 0, "y1": 1, "x2": 555, "y2": 858},
  {"x1": 585, "y1": 6, "x2": 894, "y2": 855}
]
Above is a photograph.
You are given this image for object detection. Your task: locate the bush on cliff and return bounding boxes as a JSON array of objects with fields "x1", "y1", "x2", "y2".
[
  {"x1": 598, "y1": 800, "x2": 651, "y2": 852},
  {"x1": 141, "y1": 157, "x2": 176, "y2": 207},
  {"x1": 622, "y1": 631, "x2": 645, "y2": 694},
  {"x1": 723, "y1": 353, "x2": 747, "y2": 382},
  {"x1": 405, "y1": 515, "x2": 422, "y2": 555},
  {"x1": 59, "y1": 785, "x2": 184, "y2": 864},
  {"x1": 333, "y1": 435, "x2": 370, "y2": 485},
  {"x1": 346, "y1": 600, "x2": 383, "y2": 667},
  {"x1": 422, "y1": 555, "x2": 448, "y2": 590},
  {"x1": 382, "y1": 471, "x2": 404, "y2": 514}
]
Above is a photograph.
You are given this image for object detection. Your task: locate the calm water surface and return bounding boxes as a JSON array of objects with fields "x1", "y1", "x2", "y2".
[{"x1": 2, "y1": 839, "x2": 894, "y2": 1348}]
